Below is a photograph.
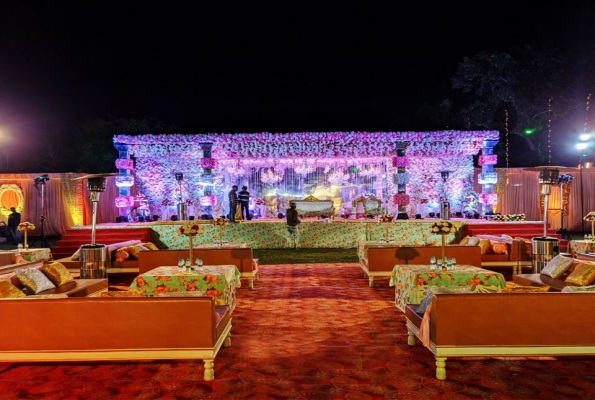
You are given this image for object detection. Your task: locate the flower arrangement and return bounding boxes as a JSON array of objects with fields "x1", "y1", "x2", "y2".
[
  {"x1": 115, "y1": 158, "x2": 134, "y2": 170},
  {"x1": 199, "y1": 195, "x2": 217, "y2": 207},
  {"x1": 494, "y1": 214, "x2": 526, "y2": 221},
  {"x1": 115, "y1": 196, "x2": 135, "y2": 208},
  {"x1": 379, "y1": 214, "x2": 394, "y2": 222},
  {"x1": 431, "y1": 221, "x2": 457, "y2": 235},
  {"x1": 478, "y1": 193, "x2": 498, "y2": 205},
  {"x1": 393, "y1": 194, "x2": 411, "y2": 206},
  {"x1": 478, "y1": 155, "x2": 498, "y2": 166},
  {"x1": 584, "y1": 212, "x2": 595, "y2": 222},
  {"x1": 185, "y1": 199, "x2": 194, "y2": 206},
  {"x1": 395, "y1": 172, "x2": 410, "y2": 185},
  {"x1": 162, "y1": 198, "x2": 174, "y2": 207},
  {"x1": 419, "y1": 198, "x2": 429, "y2": 204},
  {"x1": 178, "y1": 221, "x2": 203, "y2": 237},
  {"x1": 213, "y1": 217, "x2": 229, "y2": 226},
  {"x1": 255, "y1": 198, "x2": 265, "y2": 205},
  {"x1": 115, "y1": 175, "x2": 135, "y2": 187},
  {"x1": 17, "y1": 222, "x2": 36, "y2": 232},
  {"x1": 200, "y1": 158, "x2": 217, "y2": 169},
  {"x1": 392, "y1": 156, "x2": 410, "y2": 168}
]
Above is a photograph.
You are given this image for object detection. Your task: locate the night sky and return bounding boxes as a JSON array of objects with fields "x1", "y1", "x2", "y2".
[{"x1": 1, "y1": 1, "x2": 594, "y2": 170}]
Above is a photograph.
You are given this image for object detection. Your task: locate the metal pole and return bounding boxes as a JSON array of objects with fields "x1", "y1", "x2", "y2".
[
  {"x1": 560, "y1": 183, "x2": 564, "y2": 232},
  {"x1": 581, "y1": 166, "x2": 585, "y2": 234},
  {"x1": 543, "y1": 193, "x2": 549, "y2": 237}
]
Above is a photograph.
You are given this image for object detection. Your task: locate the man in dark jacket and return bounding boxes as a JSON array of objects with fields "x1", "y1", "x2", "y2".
[
  {"x1": 238, "y1": 186, "x2": 251, "y2": 220},
  {"x1": 228, "y1": 185, "x2": 238, "y2": 223},
  {"x1": 7, "y1": 207, "x2": 21, "y2": 245},
  {"x1": 286, "y1": 202, "x2": 300, "y2": 248}
]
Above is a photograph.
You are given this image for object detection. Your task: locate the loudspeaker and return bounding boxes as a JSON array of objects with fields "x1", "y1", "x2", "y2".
[
  {"x1": 171, "y1": 215, "x2": 178, "y2": 221},
  {"x1": 473, "y1": 213, "x2": 480, "y2": 219},
  {"x1": 396, "y1": 213, "x2": 409, "y2": 220},
  {"x1": 415, "y1": 214, "x2": 422, "y2": 219},
  {"x1": 429, "y1": 212, "x2": 435, "y2": 218},
  {"x1": 436, "y1": 213, "x2": 440, "y2": 218},
  {"x1": 138, "y1": 216, "x2": 145, "y2": 222},
  {"x1": 189, "y1": 216, "x2": 195, "y2": 220},
  {"x1": 201, "y1": 214, "x2": 209, "y2": 220},
  {"x1": 115, "y1": 217, "x2": 123, "y2": 223},
  {"x1": 455, "y1": 212, "x2": 463, "y2": 217},
  {"x1": 152, "y1": 215, "x2": 159, "y2": 221},
  {"x1": 277, "y1": 213, "x2": 285, "y2": 219}
]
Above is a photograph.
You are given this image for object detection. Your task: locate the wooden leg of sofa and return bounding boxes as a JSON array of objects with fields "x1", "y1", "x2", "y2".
[
  {"x1": 248, "y1": 278, "x2": 254, "y2": 289},
  {"x1": 203, "y1": 360, "x2": 215, "y2": 381},
  {"x1": 435, "y1": 357, "x2": 447, "y2": 380},
  {"x1": 407, "y1": 329, "x2": 416, "y2": 346},
  {"x1": 224, "y1": 333, "x2": 232, "y2": 348},
  {"x1": 368, "y1": 277, "x2": 374, "y2": 287}
]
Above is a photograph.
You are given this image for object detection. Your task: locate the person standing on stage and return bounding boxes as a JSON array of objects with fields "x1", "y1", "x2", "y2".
[
  {"x1": 7, "y1": 207, "x2": 21, "y2": 245},
  {"x1": 286, "y1": 202, "x2": 300, "y2": 248},
  {"x1": 228, "y1": 185, "x2": 238, "y2": 223},
  {"x1": 238, "y1": 186, "x2": 251, "y2": 221}
]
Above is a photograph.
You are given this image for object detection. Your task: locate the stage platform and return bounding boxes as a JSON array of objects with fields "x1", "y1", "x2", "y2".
[{"x1": 67, "y1": 219, "x2": 547, "y2": 250}]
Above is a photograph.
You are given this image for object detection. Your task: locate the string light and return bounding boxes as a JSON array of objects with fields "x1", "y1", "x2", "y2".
[
  {"x1": 505, "y1": 109, "x2": 509, "y2": 169},
  {"x1": 585, "y1": 94, "x2": 592, "y2": 133},
  {"x1": 548, "y1": 98, "x2": 552, "y2": 165}
]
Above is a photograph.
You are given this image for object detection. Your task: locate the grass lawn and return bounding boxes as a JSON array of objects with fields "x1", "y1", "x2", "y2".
[{"x1": 253, "y1": 248, "x2": 358, "y2": 265}]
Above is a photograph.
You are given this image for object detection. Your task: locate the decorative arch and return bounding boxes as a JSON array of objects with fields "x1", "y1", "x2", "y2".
[{"x1": 0, "y1": 184, "x2": 24, "y2": 217}]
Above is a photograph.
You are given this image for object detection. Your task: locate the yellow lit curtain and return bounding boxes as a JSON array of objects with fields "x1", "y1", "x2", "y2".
[{"x1": 1, "y1": 190, "x2": 19, "y2": 209}]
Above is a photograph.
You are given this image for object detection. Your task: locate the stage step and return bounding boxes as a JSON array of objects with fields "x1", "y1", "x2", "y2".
[{"x1": 51, "y1": 228, "x2": 152, "y2": 259}]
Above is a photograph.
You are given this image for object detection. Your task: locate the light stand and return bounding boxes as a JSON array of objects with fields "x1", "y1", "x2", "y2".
[
  {"x1": 556, "y1": 174, "x2": 573, "y2": 241},
  {"x1": 31, "y1": 174, "x2": 50, "y2": 248},
  {"x1": 440, "y1": 171, "x2": 451, "y2": 220},
  {"x1": 175, "y1": 173, "x2": 187, "y2": 220}
]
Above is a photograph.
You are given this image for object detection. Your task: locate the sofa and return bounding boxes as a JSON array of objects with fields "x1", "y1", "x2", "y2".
[
  {"x1": 513, "y1": 254, "x2": 586, "y2": 291},
  {"x1": 0, "y1": 261, "x2": 108, "y2": 297},
  {"x1": 0, "y1": 296, "x2": 231, "y2": 381},
  {"x1": 138, "y1": 248, "x2": 259, "y2": 288},
  {"x1": 474, "y1": 235, "x2": 531, "y2": 274},
  {"x1": 405, "y1": 293, "x2": 595, "y2": 380},
  {"x1": 360, "y1": 245, "x2": 482, "y2": 287}
]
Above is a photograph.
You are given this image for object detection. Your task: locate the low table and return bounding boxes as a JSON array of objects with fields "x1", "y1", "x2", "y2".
[
  {"x1": 569, "y1": 240, "x2": 595, "y2": 255},
  {"x1": 357, "y1": 240, "x2": 406, "y2": 263},
  {"x1": 389, "y1": 264, "x2": 506, "y2": 312},
  {"x1": 8, "y1": 248, "x2": 53, "y2": 263},
  {"x1": 129, "y1": 265, "x2": 241, "y2": 311}
]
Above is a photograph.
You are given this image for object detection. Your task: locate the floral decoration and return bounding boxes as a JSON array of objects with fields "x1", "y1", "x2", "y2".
[
  {"x1": 200, "y1": 158, "x2": 217, "y2": 169},
  {"x1": 584, "y1": 212, "x2": 595, "y2": 222},
  {"x1": 162, "y1": 198, "x2": 174, "y2": 207},
  {"x1": 393, "y1": 194, "x2": 411, "y2": 206},
  {"x1": 431, "y1": 221, "x2": 457, "y2": 235},
  {"x1": 178, "y1": 221, "x2": 203, "y2": 237},
  {"x1": 115, "y1": 175, "x2": 135, "y2": 187},
  {"x1": 115, "y1": 196, "x2": 135, "y2": 208},
  {"x1": 392, "y1": 156, "x2": 410, "y2": 168},
  {"x1": 493, "y1": 213, "x2": 525, "y2": 221},
  {"x1": 477, "y1": 172, "x2": 498, "y2": 185},
  {"x1": 395, "y1": 172, "x2": 410, "y2": 185},
  {"x1": 379, "y1": 214, "x2": 394, "y2": 222},
  {"x1": 328, "y1": 170, "x2": 350, "y2": 185},
  {"x1": 199, "y1": 195, "x2": 217, "y2": 207},
  {"x1": 260, "y1": 168, "x2": 284, "y2": 184},
  {"x1": 213, "y1": 217, "x2": 230, "y2": 226},
  {"x1": 185, "y1": 199, "x2": 194, "y2": 206},
  {"x1": 478, "y1": 155, "x2": 498, "y2": 166},
  {"x1": 115, "y1": 158, "x2": 134, "y2": 170},
  {"x1": 479, "y1": 193, "x2": 498, "y2": 205},
  {"x1": 17, "y1": 222, "x2": 36, "y2": 232},
  {"x1": 255, "y1": 198, "x2": 265, "y2": 205}
]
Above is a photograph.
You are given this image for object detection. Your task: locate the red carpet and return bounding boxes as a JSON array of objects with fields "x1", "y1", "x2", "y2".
[
  {"x1": 51, "y1": 228, "x2": 152, "y2": 259},
  {"x1": 2, "y1": 263, "x2": 595, "y2": 399}
]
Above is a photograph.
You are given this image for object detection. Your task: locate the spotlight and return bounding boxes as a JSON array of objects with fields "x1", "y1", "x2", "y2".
[
  {"x1": 175, "y1": 173, "x2": 183, "y2": 182},
  {"x1": 436, "y1": 213, "x2": 440, "y2": 218},
  {"x1": 577, "y1": 143, "x2": 589, "y2": 150},
  {"x1": 473, "y1": 213, "x2": 480, "y2": 219},
  {"x1": 115, "y1": 217, "x2": 122, "y2": 223},
  {"x1": 455, "y1": 212, "x2": 463, "y2": 218},
  {"x1": 189, "y1": 215, "x2": 195, "y2": 220},
  {"x1": 429, "y1": 212, "x2": 435, "y2": 218},
  {"x1": 201, "y1": 214, "x2": 209, "y2": 220},
  {"x1": 415, "y1": 214, "x2": 422, "y2": 219},
  {"x1": 580, "y1": 134, "x2": 591, "y2": 141},
  {"x1": 171, "y1": 215, "x2": 178, "y2": 221},
  {"x1": 138, "y1": 216, "x2": 145, "y2": 222},
  {"x1": 277, "y1": 213, "x2": 285, "y2": 219},
  {"x1": 152, "y1": 215, "x2": 159, "y2": 221}
]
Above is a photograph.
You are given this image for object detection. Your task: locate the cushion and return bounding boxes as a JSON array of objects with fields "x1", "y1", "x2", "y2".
[
  {"x1": 127, "y1": 245, "x2": 144, "y2": 259},
  {"x1": 143, "y1": 242, "x2": 159, "y2": 251},
  {"x1": 459, "y1": 236, "x2": 471, "y2": 245},
  {"x1": 416, "y1": 286, "x2": 473, "y2": 315},
  {"x1": 562, "y1": 284, "x2": 595, "y2": 292},
  {"x1": 501, "y1": 234, "x2": 513, "y2": 239},
  {"x1": 478, "y1": 239, "x2": 491, "y2": 255},
  {"x1": 71, "y1": 246, "x2": 82, "y2": 261},
  {"x1": 491, "y1": 241, "x2": 509, "y2": 255},
  {"x1": 565, "y1": 261, "x2": 595, "y2": 286},
  {"x1": 0, "y1": 279, "x2": 26, "y2": 298},
  {"x1": 15, "y1": 268, "x2": 56, "y2": 294},
  {"x1": 40, "y1": 262, "x2": 75, "y2": 286},
  {"x1": 541, "y1": 254, "x2": 574, "y2": 279},
  {"x1": 502, "y1": 284, "x2": 550, "y2": 293},
  {"x1": 115, "y1": 248, "x2": 130, "y2": 262},
  {"x1": 468, "y1": 236, "x2": 480, "y2": 246}
]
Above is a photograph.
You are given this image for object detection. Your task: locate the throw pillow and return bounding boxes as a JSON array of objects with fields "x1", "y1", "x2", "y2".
[
  {"x1": 565, "y1": 261, "x2": 595, "y2": 286},
  {"x1": 478, "y1": 239, "x2": 491, "y2": 255},
  {"x1": 127, "y1": 245, "x2": 142, "y2": 259},
  {"x1": 15, "y1": 268, "x2": 56, "y2": 294},
  {"x1": 143, "y1": 242, "x2": 159, "y2": 251},
  {"x1": 0, "y1": 279, "x2": 26, "y2": 298},
  {"x1": 491, "y1": 242, "x2": 509, "y2": 255},
  {"x1": 562, "y1": 284, "x2": 595, "y2": 292},
  {"x1": 468, "y1": 236, "x2": 480, "y2": 246},
  {"x1": 416, "y1": 286, "x2": 473, "y2": 315},
  {"x1": 115, "y1": 248, "x2": 130, "y2": 262},
  {"x1": 502, "y1": 284, "x2": 550, "y2": 293},
  {"x1": 459, "y1": 236, "x2": 471, "y2": 245},
  {"x1": 541, "y1": 254, "x2": 574, "y2": 279},
  {"x1": 40, "y1": 262, "x2": 74, "y2": 286},
  {"x1": 71, "y1": 246, "x2": 82, "y2": 261},
  {"x1": 501, "y1": 234, "x2": 513, "y2": 239}
]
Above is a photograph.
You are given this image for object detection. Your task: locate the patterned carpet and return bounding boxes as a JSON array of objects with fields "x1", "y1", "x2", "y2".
[{"x1": 2, "y1": 263, "x2": 595, "y2": 399}]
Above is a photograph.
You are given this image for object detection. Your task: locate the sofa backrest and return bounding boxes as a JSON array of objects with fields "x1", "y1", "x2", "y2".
[
  {"x1": 0, "y1": 297, "x2": 219, "y2": 351},
  {"x1": 138, "y1": 248, "x2": 254, "y2": 274},
  {"x1": 366, "y1": 245, "x2": 482, "y2": 272},
  {"x1": 430, "y1": 293, "x2": 595, "y2": 346},
  {"x1": 475, "y1": 235, "x2": 527, "y2": 261}
]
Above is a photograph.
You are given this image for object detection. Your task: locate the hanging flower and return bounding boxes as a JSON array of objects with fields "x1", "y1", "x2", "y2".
[
  {"x1": 199, "y1": 195, "x2": 217, "y2": 207},
  {"x1": 115, "y1": 175, "x2": 135, "y2": 187},
  {"x1": 17, "y1": 222, "x2": 36, "y2": 232},
  {"x1": 393, "y1": 194, "x2": 411, "y2": 206},
  {"x1": 431, "y1": 221, "x2": 457, "y2": 235},
  {"x1": 178, "y1": 221, "x2": 203, "y2": 237},
  {"x1": 478, "y1": 155, "x2": 498, "y2": 166},
  {"x1": 328, "y1": 170, "x2": 350, "y2": 185},
  {"x1": 261, "y1": 168, "x2": 283, "y2": 183},
  {"x1": 115, "y1": 158, "x2": 134, "y2": 170},
  {"x1": 392, "y1": 156, "x2": 410, "y2": 168},
  {"x1": 115, "y1": 196, "x2": 135, "y2": 208},
  {"x1": 478, "y1": 193, "x2": 498, "y2": 205},
  {"x1": 200, "y1": 158, "x2": 217, "y2": 169},
  {"x1": 394, "y1": 172, "x2": 410, "y2": 185}
]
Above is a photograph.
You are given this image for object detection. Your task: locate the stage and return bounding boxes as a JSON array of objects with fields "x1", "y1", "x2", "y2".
[{"x1": 70, "y1": 219, "x2": 544, "y2": 250}]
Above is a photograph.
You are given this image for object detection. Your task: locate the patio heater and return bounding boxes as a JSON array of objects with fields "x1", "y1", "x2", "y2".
[
  {"x1": 73, "y1": 173, "x2": 116, "y2": 279},
  {"x1": 524, "y1": 167, "x2": 565, "y2": 272},
  {"x1": 440, "y1": 171, "x2": 451, "y2": 220},
  {"x1": 175, "y1": 173, "x2": 187, "y2": 221}
]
